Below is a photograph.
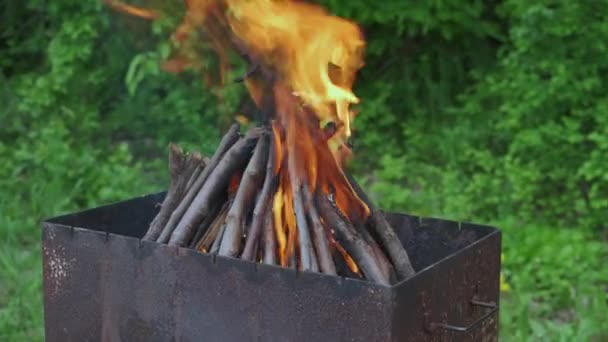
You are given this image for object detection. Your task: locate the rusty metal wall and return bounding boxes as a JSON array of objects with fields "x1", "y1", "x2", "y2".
[{"x1": 42, "y1": 193, "x2": 500, "y2": 342}]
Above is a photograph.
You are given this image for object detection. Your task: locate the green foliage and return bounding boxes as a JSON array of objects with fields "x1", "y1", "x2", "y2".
[
  {"x1": 1, "y1": 0, "x2": 607, "y2": 340},
  {"x1": 500, "y1": 221, "x2": 608, "y2": 341}
]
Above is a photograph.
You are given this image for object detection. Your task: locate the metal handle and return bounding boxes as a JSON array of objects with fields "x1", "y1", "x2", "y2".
[{"x1": 426, "y1": 299, "x2": 498, "y2": 333}]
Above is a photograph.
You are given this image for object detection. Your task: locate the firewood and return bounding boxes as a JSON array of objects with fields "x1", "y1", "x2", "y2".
[
  {"x1": 189, "y1": 212, "x2": 216, "y2": 250},
  {"x1": 196, "y1": 199, "x2": 231, "y2": 251},
  {"x1": 346, "y1": 173, "x2": 415, "y2": 280},
  {"x1": 144, "y1": 144, "x2": 185, "y2": 240},
  {"x1": 169, "y1": 128, "x2": 263, "y2": 246},
  {"x1": 209, "y1": 222, "x2": 226, "y2": 254},
  {"x1": 144, "y1": 145, "x2": 202, "y2": 241},
  {"x1": 185, "y1": 157, "x2": 209, "y2": 191},
  {"x1": 293, "y1": 187, "x2": 316, "y2": 272},
  {"x1": 315, "y1": 192, "x2": 390, "y2": 285},
  {"x1": 241, "y1": 139, "x2": 276, "y2": 261},
  {"x1": 357, "y1": 223, "x2": 396, "y2": 283},
  {"x1": 332, "y1": 243, "x2": 362, "y2": 279},
  {"x1": 159, "y1": 123, "x2": 241, "y2": 243},
  {"x1": 262, "y1": 204, "x2": 277, "y2": 265},
  {"x1": 189, "y1": 198, "x2": 224, "y2": 249},
  {"x1": 303, "y1": 188, "x2": 336, "y2": 275},
  {"x1": 219, "y1": 133, "x2": 270, "y2": 257}
]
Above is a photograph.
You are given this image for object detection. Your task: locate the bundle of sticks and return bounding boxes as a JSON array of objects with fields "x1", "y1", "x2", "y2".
[{"x1": 143, "y1": 123, "x2": 415, "y2": 285}]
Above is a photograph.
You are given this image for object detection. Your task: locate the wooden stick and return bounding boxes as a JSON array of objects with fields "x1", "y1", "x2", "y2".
[
  {"x1": 219, "y1": 133, "x2": 270, "y2": 257},
  {"x1": 293, "y1": 187, "x2": 316, "y2": 272},
  {"x1": 241, "y1": 138, "x2": 276, "y2": 261},
  {"x1": 185, "y1": 160, "x2": 206, "y2": 191},
  {"x1": 209, "y1": 223, "x2": 226, "y2": 254},
  {"x1": 144, "y1": 144, "x2": 185, "y2": 240},
  {"x1": 346, "y1": 173, "x2": 415, "y2": 280},
  {"x1": 315, "y1": 192, "x2": 390, "y2": 285},
  {"x1": 144, "y1": 145, "x2": 202, "y2": 241},
  {"x1": 303, "y1": 188, "x2": 336, "y2": 275},
  {"x1": 169, "y1": 128, "x2": 262, "y2": 246},
  {"x1": 196, "y1": 199, "x2": 231, "y2": 251},
  {"x1": 190, "y1": 212, "x2": 217, "y2": 250},
  {"x1": 189, "y1": 198, "x2": 224, "y2": 249},
  {"x1": 262, "y1": 203, "x2": 277, "y2": 265},
  {"x1": 310, "y1": 240, "x2": 319, "y2": 272},
  {"x1": 357, "y1": 223, "x2": 396, "y2": 283},
  {"x1": 159, "y1": 123, "x2": 241, "y2": 243},
  {"x1": 332, "y1": 242, "x2": 362, "y2": 279}
]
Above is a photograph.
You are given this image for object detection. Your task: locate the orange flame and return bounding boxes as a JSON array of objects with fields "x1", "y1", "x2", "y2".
[{"x1": 335, "y1": 241, "x2": 360, "y2": 275}]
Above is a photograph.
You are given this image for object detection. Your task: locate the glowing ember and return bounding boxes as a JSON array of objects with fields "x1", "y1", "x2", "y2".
[{"x1": 228, "y1": 172, "x2": 241, "y2": 194}]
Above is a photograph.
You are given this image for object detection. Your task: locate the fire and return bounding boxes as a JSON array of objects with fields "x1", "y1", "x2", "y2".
[
  {"x1": 334, "y1": 240, "x2": 360, "y2": 275},
  {"x1": 272, "y1": 186, "x2": 287, "y2": 265},
  {"x1": 108, "y1": 0, "x2": 370, "y2": 271},
  {"x1": 225, "y1": 0, "x2": 365, "y2": 139}
]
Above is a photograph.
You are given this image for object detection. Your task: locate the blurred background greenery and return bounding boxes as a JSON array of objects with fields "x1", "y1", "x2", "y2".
[{"x1": 1, "y1": 0, "x2": 607, "y2": 340}]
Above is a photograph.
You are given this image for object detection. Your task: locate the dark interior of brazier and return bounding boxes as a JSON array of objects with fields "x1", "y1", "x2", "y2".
[{"x1": 48, "y1": 192, "x2": 488, "y2": 275}]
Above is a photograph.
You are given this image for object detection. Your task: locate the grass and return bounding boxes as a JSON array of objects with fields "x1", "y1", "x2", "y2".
[
  {"x1": 0, "y1": 210, "x2": 44, "y2": 341},
  {"x1": 498, "y1": 219, "x2": 608, "y2": 341},
  {"x1": 1, "y1": 194, "x2": 607, "y2": 341}
]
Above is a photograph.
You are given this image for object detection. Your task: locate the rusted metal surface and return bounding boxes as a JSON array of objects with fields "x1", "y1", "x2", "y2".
[
  {"x1": 390, "y1": 217, "x2": 501, "y2": 341},
  {"x1": 42, "y1": 192, "x2": 501, "y2": 341}
]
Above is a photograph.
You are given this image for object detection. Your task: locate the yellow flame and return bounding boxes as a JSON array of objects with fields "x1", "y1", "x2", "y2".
[
  {"x1": 272, "y1": 186, "x2": 287, "y2": 265},
  {"x1": 225, "y1": 0, "x2": 364, "y2": 140}
]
